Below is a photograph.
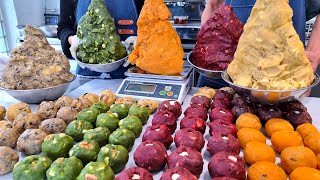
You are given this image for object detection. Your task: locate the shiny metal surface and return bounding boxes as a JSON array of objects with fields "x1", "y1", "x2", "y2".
[
  {"x1": 187, "y1": 51, "x2": 223, "y2": 79},
  {"x1": 38, "y1": 25, "x2": 58, "y2": 38},
  {"x1": 75, "y1": 56, "x2": 127, "y2": 73},
  {"x1": 222, "y1": 71, "x2": 320, "y2": 104},
  {"x1": 0, "y1": 76, "x2": 75, "y2": 104}
]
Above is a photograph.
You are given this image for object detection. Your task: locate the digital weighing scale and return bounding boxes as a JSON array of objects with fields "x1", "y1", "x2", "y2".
[{"x1": 116, "y1": 66, "x2": 193, "y2": 103}]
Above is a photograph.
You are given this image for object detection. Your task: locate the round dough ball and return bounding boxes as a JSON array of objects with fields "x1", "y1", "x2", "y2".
[
  {"x1": 271, "y1": 131, "x2": 302, "y2": 153},
  {"x1": 174, "y1": 128, "x2": 205, "y2": 152},
  {"x1": 128, "y1": 104, "x2": 150, "y2": 125},
  {"x1": 56, "y1": 106, "x2": 78, "y2": 124},
  {"x1": 289, "y1": 167, "x2": 320, "y2": 180},
  {"x1": 39, "y1": 118, "x2": 67, "y2": 134},
  {"x1": 13, "y1": 113, "x2": 41, "y2": 134},
  {"x1": 0, "y1": 120, "x2": 12, "y2": 129},
  {"x1": 265, "y1": 118, "x2": 294, "y2": 137},
  {"x1": 231, "y1": 105, "x2": 255, "y2": 118},
  {"x1": 317, "y1": 154, "x2": 320, "y2": 170},
  {"x1": 214, "y1": 90, "x2": 233, "y2": 101},
  {"x1": 190, "y1": 95, "x2": 211, "y2": 110},
  {"x1": 296, "y1": 123, "x2": 318, "y2": 140},
  {"x1": 208, "y1": 152, "x2": 246, "y2": 180},
  {"x1": 167, "y1": 146, "x2": 204, "y2": 176},
  {"x1": 71, "y1": 98, "x2": 91, "y2": 112},
  {"x1": 256, "y1": 105, "x2": 282, "y2": 125},
  {"x1": 237, "y1": 128, "x2": 266, "y2": 149},
  {"x1": 280, "y1": 146, "x2": 317, "y2": 174},
  {"x1": 207, "y1": 133, "x2": 240, "y2": 156},
  {"x1": 158, "y1": 100, "x2": 182, "y2": 118},
  {"x1": 212, "y1": 177, "x2": 238, "y2": 180},
  {"x1": 137, "y1": 99, "x2": 159, "y2": 113},
  {"x1": 180, "y1": 116, "x2": 206, "y2": 134},
  {"x1": 36, "y1": 101, "x2": 58, "y2": 120},
  {"x1": 80, "y1": 93, "x2": 99, "y2": 105},
  {"x1": 0, "y1": 128, "x2": 18, "y2": 148},
  {"x1": 209, "y1": 107, "x2": 234, "y2": 123},
  {"x1": 134, "y1": 140, "x2": 168, "y2": 171},
  {"x1": 115, "y1": 167, "x2": 153, "y2": 180},
  {"x1": 236, "y1": 113, "x2": 262, "y2": 131},
  {"x1": 66, "y1": 120, "x2": 93, "y2": 141},
  {"x1": 115, "y1": 96, "x2": 136, "y2": 107},
  {"x1": 248, "y1": 161, "x2": 286, "y2": 180},
  {"x1": 78, "y1": 162, "x2": 114, "y2": 180},
  {"x1": 108, "y1": 129, "x2": 136, "y2": 151},
  {"x1": 244, "y1": 142, "x2": 276, "y2": 165},
  {"x1": 68, "y1": 140, "x2": 100, "y2": 165},
  {"x1": 0, "y1": 146, "x2": 19, "y2": 175},
  {"x1": 184, "y1": 106, "x2": 208, "y2": 120},
  {"x1": 142, "y1": 124, "x2": 173, "y2": 149},
  {"x1": 209, "y1": 119, "x2": 238, "y2": 137},
  {"x1": 97, "y1": 144, "x2": 129, "y2": 173},
  {"x1": 304, "y1": 132, "x2": 320, "y2": 155},
  {"x1": 55, "y1": 96, "x2": 73, "y2": 109},
  {"x1": 99, "y1": 89, "x2": 116, "y2": 107},
  {"x1": 219, "y1": 87, "x2": 236, "y2": 96},
  {"x1": 285, "y1": 109, "x2": 312, "y2": 128},
  {"x1": 17, "y1": 129, "x2": 47, "y2": 155},
  {"x1": 197, "y1": 86, "x2": 216, "y2": 99},
  {"x1": 231, "y1": 96, "x2": 248, "y2": 106},
  {"x1": 0, "y1": 106, "x2": 6, "y2": 120},
  {"x1": 7, "y1": 102, "x2": 31, "y2": 122},
  {"x1": 211, "y1": 98, "x2": 232, "y2": 110},
  {"x1": 160, "y1": 167, "x2": 197, "y2": 180},
  {"x1": 152, "y1": 110, "x2": 177, "y2": 134},
  {"x1": 41, "y1": 133, "x2": 74, "y2": 160}
]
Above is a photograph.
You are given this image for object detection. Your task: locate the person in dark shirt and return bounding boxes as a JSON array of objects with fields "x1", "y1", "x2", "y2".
[{"x1": 57, "y1": 0, "x2": 144, "y2": 79}]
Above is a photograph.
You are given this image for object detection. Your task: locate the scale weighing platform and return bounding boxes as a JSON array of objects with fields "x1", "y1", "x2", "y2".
[{"x1": 116, "y1": 66, "x2": 193, "y2": 103}]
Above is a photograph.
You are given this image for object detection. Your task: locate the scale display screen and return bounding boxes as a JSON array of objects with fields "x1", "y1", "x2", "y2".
[{"x1": 125, "y1": 83, "x2": 157, "y2": 94}]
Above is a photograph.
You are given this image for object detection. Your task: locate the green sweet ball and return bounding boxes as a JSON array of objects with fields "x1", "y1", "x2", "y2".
[
  {"x1": 91, "y1": 102, "x2": 109, "y2": 113},
  {"x1": 77, "y1": 162, "x2": 114, "y2": 180},
  {"x1": 66, "y1": 120, "x2": 93, "y2": 141},
  {"x1": 77, "y1": 107, "x2": 100, "y2": 124},
  {"x1": 13, "y1": 155, "x2": 52, "y2": 180},
  {"x1": 96, "y1": 112, "x2": 119, "y2": 132},
  {"x1": 42, "y1": 133, "x2": 74, "y2": 160},
  {"x1": 128, "y1": 104, "x2": 150, "y2": 125},
  {"x1": 46, "y1": 157, "x2": 83, "y2": 180},
  {"x1": 110, "y1": 104, "x2": 129, "y2": 119},
  {"x1": 119, "y1": 115, "x2": 142, "y2": 137},
  {"x1": 108, "y1": 128, "x2": 135, "y2": 151},
  {"x1": 83, "y1": 127, "x2": 110, "y2": 147},
  {"x1": 69, "y1": 140, "x2": 100, "y2": 165},
  {"x1": 97, "y1": 144, "x2": 129, "y2": 173}
]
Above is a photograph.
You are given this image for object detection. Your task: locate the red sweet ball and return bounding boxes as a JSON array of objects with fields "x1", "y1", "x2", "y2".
[
  {"x1": 168, "y1": 146, "x2": 204, "y2": 177},
  {"x1": 214, "y1": 90, "x2": 233, "y2": 101},
  {"x1": 209, "y1": 107, "x2": 234, "y2": 123},
  {"x1": 208, "y1": 119, "x2": 237, "y2": 137},
  {"x1": 211, "y1": 98, "x2": 232, "y2": 110},
  {"x1": 190, "y1": 95, "x2": 211, "y2": 110},
  {"x1": 133, "y1": 140, "x2": 168, "y2": 172},
  {"x1": 285, "y1": 109, "x2": 312, "y2": 128},
  {"x1": 184, "y1": 106, "x2": 208, "y2": 120},
  {"x1": 152, "y1": 110, "x2": 177, "y2": 134},
  {"x1": 142, "y1": 124, "x2": 173, "y2": 149},
  {"x1": 231, "y1": 97, "x2": 248, "y2": 106},
  {"x1": 115, "y1": 167, "x2": 153, "y2": 180},
  {"x1": 160, "y1": 167, "x2": 197, "y2": 180},
  {"x1": 212, "y1": 177, "x2": 238, "y2": 180},
  {"x1": 207, "y1": 133, "x2": 240, "y2": 156},
  {"x1": 208, "y1": 152, "x2": 245, "y2": 180},
  {"x1": 180, "y1": 116, "x2": 206, "y2": 134},
  {"x1": 158, "y1": 100, "x2": 182, "y2": 118},
  {"x1": 174, "y1": 128, "x2": 205, "y2": 152}
]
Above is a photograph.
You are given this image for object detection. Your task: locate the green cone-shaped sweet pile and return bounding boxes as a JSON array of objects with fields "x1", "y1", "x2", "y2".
[{"x1": 77, "y1": 0, "x2": 127, "y2": 64}]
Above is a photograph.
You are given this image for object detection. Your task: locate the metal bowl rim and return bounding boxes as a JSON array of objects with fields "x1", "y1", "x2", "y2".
[
  {"x1": 187, "y1": 51, "x2": 224, "y2": 73},
  {"x1": 75, "y1": 54, "x2": 129, "y2": 66},
  {"x1": 0, "y1": 74, "x2": 76, "y2": 92},
  {"x1": 222, "y1": 71, "x2": 320, "y2": 93}
]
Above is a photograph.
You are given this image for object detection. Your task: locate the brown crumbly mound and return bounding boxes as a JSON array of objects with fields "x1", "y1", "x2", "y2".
[{"x1": 0, "y1": 25, "x2": 74, "y2": 90}]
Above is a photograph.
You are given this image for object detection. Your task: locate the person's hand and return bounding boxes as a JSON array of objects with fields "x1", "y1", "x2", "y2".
[
  {"x1": 201, "y1": 0, "x2": 224, "y2": 25},
  {"x1": 122, "y1": 36, "x2": 137, "y2": 67},
  {"x1": 306, "y1": 50, "x2": 320, "y2": 71},
  {"x1": 69, "y1": 35, "x2": 81, "y2": 59}
]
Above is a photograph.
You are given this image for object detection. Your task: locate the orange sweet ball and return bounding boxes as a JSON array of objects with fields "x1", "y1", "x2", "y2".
[
  {"x1": 280, "y1": 146, "x2": 317, "y2": 174},
  {"x1": 304, "y1": 132, "x2": 320, "y2": 155},
  {"x1": 237, "y1": 128, "x2": 266, "y2": 149},
  {"x1": 296, "y1": 123, "x2": 318, "y2": 140},
  {"x1": 317, "y1": 154, "x2": 320, "y2": 170},
  {"x1": 265, "y1": 118, "x2": 294, "y2": 137},
  {"x1": 248, "y1": 161, "x2": 286, "y2": 180},
  {"x1": 244, "y1": 142, "x2": 276, "y2": 165},
  {"x1": 236, "y1": 113, "x2": 262, "y2": 131},
  {"x1": 271, "y1": 131, "x2": 302, "y2": 153},
  {"x1": 289, "y1": 167, "x2": 320, "y2": 180}
]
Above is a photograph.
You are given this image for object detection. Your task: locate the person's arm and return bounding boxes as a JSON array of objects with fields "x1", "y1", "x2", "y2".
[
  {"x1": 306, "y1": 15, "x2": 320, "y2": 71},
  {"x1": 135, "y1": 0, "x2": 144, "y2": 14},
  {"x1": 57, "y1": 0, "x2": 77, "y2": 59},
  {"x1": 201, "y1": 0, "x2": 224, "y2": 25}
]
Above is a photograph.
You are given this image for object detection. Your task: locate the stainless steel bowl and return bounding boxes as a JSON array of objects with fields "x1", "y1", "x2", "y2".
[
  {"x1": 187, "y1": 51, "x2": 223, "y2": 79},
  {"x1": 0, "y1": 76, "x2": 75, "y2": 104},
  {"x1": 75, "y1": 56, "x2": 127, "y2": 73},
  {"x1": 38, "y1": 25, "x2": 58, "y2": 38},
  {"x1": 222, "y1": 71, "x2": 320, "y2": 105}
]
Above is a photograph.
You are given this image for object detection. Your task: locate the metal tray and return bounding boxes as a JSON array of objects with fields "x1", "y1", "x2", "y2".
[{"x1": 125, "y1": 65, "x2": 193, "y2": 81}]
